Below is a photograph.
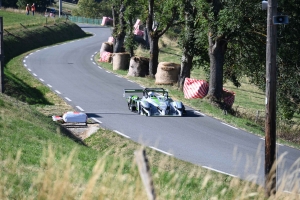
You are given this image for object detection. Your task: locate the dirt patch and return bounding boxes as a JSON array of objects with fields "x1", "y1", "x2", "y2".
[{"x1": 62, "y1": 123, "x2": 101, "y2": 140}]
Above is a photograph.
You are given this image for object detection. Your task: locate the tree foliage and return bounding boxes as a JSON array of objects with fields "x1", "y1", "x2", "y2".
[
  {"x1": 272, "y1": 1, "x2": 300, "y2": 119},
  {"x1": 189, "y1": 0, "x2": 266, "y2": 104},
  {"x1": 3, "y1": 0, "x2": 18, "y2": 8},
  {"x1": 72, "y1": 0, "x2": 105, "y2": 18},
  {"x1": 146, "y1": 0, "x2": 180, "y2": 76}
]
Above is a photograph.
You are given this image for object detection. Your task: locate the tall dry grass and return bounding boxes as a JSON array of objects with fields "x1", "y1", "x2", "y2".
[{"x1": 1, "y1": 144, "x2": 300, "y2": 199}]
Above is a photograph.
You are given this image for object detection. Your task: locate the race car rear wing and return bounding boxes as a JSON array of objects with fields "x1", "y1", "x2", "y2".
[
  {"x1": 123, "y1": 89, "x2": 144, "y2": 97},
  {"x1": 123, "y1": 88, "x2": 168, "y2": 97}
]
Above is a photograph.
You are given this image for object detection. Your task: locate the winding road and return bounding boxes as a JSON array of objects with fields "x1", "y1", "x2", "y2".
[{"x1": 23, "y1": 24, "x2": 300, "y2": 192}]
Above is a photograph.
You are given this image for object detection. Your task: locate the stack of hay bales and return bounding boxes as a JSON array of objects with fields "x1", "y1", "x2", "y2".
[
  {"x1": 127, "y1": 56, "x2": 149, "y2": 77},
  {"x1": 100, "y1": 42, "x2": 113, "y2": 55},
  {"x1": 155, "y1": 62, "x2": 180, "y2": 85},
  {"x1": 112, "y1": 52, "x2": 130, "y2": 70},
  {"x1": 99, "y1": 42, "x2": 113, "y2": 63}
]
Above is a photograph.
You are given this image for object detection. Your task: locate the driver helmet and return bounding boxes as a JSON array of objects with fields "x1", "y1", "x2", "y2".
[{"x1": 148, "y1": 91, "x2": 155, "y2": 97}]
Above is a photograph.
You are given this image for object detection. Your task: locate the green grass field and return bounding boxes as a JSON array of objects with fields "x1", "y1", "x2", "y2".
[
  {"x1": 1, "y1": 8, "x2": 67, "y2": 32},
  {"x1": 1, "y1": 9, "x2": 300, "y2": 199}
]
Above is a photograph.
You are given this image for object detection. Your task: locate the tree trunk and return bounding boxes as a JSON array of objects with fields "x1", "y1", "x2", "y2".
[
  {"x1": 128, "y1": 17, "x2": 134, "y2": 57},
  {"x1": 113, "y1": 3, "x2": 126, "y2": 53},
  {"x1": 111, "y1": 5, "x2": 118, "y2": 48},
  {"x1": 149, "y1": 36, "x2": 159, "y2": 77},
  {"x1": 179, "y1": 0, "x2": 196, "y2": 90},
  {"x1": 207, "y1": 35, "x2": 227, "y2": 101},
  {"x1": 179, "y1": 53, "x2": 193, "y2": 90}
]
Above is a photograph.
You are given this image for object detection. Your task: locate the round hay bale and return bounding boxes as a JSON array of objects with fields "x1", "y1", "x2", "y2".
[
  {"x1": 112, "y1": 52, "x2": 130, "y2": 70},
  {"x1": 155, "y1": 62, "x2": 180, "y2": 85},
  {"x1": 127, "y1": 56, "x2": 149, "y2": 77},
  {"x1": 100, "y1": 42, "x2": 113, "y2": 54}
]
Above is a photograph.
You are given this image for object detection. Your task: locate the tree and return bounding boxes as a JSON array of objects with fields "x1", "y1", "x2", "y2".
[
  {"x1": 112, "y1": 1, "x2": 126, "y2": 53},
  {"x1": 73, "y1": 0, "x2": 103, "y2": 18},
  {"x1": 3, "y1": 0, "x2": 18, "y2": 8},
  {"x1": 178, "y1": 0, "x2": 197, "y2": 90},
  {"x1": 195, "y1": 0, "x2": 266, "y2": 105},
  {"x1": 123, "y1": 0, "x2": 143, "y2": 57},
  {"x1": 146, "y1": 0, "x2": 180, "y2": 77},
  {"x1": 267, "y1": 1, "x2": 300, "y2": 119}
]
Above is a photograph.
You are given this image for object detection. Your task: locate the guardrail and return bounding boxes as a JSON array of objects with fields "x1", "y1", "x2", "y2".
[{"x1": 67, "y1": 16, "x2": 102, "y2": 25}]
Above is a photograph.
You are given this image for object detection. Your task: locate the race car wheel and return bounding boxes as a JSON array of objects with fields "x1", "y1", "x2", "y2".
[
  {"x1": 176, "y1": 108, "x2": 183, "y2": 116},
  {"x1": 128, "y1": 103, "x2": 132, "y2": 111},
  {"x1": 132, "y1": 106, "x2": 136, "y2": 111}
]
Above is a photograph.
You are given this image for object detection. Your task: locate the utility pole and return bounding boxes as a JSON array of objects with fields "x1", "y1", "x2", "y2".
[
  {"x1": 0, "y1": 17, "x2": 3, "y2": 93},
  {"x1": 59, "y1": 0, "x2": 62, "y2": 18},
  {"x1": 265, "y1": 0, "x2": 277, "y2": 196}
]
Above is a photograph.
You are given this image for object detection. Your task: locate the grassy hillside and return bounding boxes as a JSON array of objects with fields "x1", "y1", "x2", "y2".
[
  {"x1": 2, "y1": 9, "x2": 90, "y2": 105},
  {"x1": 0, "y1": 10, "x2": 298, "y2": 199}
]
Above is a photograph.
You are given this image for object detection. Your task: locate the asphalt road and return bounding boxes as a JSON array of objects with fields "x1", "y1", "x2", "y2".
[{"x1": 23, "y1": 24, "x2": 300, "y2": 192}]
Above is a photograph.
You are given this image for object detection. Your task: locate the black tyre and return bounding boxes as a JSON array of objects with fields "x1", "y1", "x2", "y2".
[{"x1": 128, "y1": 103, "x2": 133, "y2": 111}]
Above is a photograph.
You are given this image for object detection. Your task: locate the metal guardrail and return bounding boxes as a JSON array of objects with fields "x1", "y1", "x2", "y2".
[{"x1": 67, "y1": 16, "x2": 102, "y2": 25}]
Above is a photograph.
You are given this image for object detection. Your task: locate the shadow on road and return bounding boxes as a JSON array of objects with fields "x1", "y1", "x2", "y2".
[{"x1": 86, "y1": 110, "x2": 204, "y2": 118}]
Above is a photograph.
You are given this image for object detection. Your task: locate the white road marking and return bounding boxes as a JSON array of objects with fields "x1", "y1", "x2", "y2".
[
  {"x1": 76, "y1": 106, "x2": 84, "y2": 111},
  {"x1": 90, "y1": 58, "x2": 93, "y2": 61},
  {"x1": 221, "y1": 122, "x2": 238, "y2": 130},
  {"x1": 116, "y1": 75, "x2": 122, "y2": 78},
  {"x1": 23, "y1": 60, "x2": 26, "y2": 63},
  {"x1": 106, "y1": 71, "x2": 111, "y2": 73},
  {"x1": 33, "y1": 73, "x2": 37, "y2": 76},
  {"x1": 194, "y1": 111, "x2": 205, "y2": 116},
  {"x1": 98, "y1": 66, "x2": 102, "y2": 69},
  {"x1": 91, "y1": 117, "x2": 102, "y2": 124},
  {"x1": 47, "y1": 84, "x2": 52, "y2": 88},
  {"x1": 27, "y1": 68, "x2": 31, "y2": 71},
  {"x1": 36, "y1": 50, "x2": 40, "y2": 52},
  {"x1": 29, "y1": 53, "x2": 33, "y2": 55},
  {"x1": 55, "y1": 90, "x2": 61, "y2": 94},
  {"x1": 65, "y1": 97, "x2": 72, "y2": 102},
  {"x1": 203, "y1": 166, "x2": 237, "y2": 177},
  {"x1": 113, "y1": 130, "x2": 130, "y2": 138},
  {"x1": 93, "y1": 62, "x2": 96, "y2": 65},
  {"x1": 39, "y1": 78, "x2": 44, "y2": 82},
  {"x1": 25, "y1": 56, "x2": 28, "y2": 58},
  {"x1": 150, "y1": 146, "x2": 173, "y2": 156},
  {"x1": 24, "y1": 64, "x2": 27, "y2": 67},
  {"x1": 94, "y1": 51, "x2": 97, "y2": 54},
  {"x1": 128, "y1": 80, "x2": 134, "y2": 83}
]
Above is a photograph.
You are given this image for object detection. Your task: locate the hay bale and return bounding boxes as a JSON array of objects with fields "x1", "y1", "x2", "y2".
[
  {"x1": 127, "y1": 56, "x2": 149, "y2": 77},
  {"x1": 100, "y1": 42, "x2": 113, "y2": 54},
  {"x1": 155, "y1": 62, "x2": 180, "y2": 85},
  {"x1": 98, "y1": 51, "x2": 112, "y2": 63},
  {"x1": 112, "y1": 52, "x2": 130, "y2": 70}
]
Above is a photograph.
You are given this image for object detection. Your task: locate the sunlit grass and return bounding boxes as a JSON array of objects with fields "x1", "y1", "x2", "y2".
[{"x1": 1, "y1": 8, "x2": 67, "y2": 32}]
